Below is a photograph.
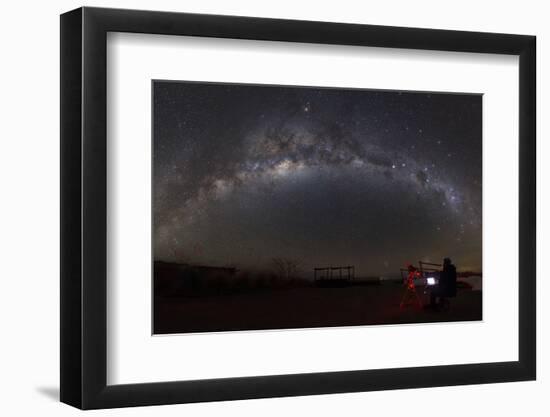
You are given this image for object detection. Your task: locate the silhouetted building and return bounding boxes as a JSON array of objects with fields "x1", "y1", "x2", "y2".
[{"x1": 154, "y1": 261, "x2": 237, "y2": 296}]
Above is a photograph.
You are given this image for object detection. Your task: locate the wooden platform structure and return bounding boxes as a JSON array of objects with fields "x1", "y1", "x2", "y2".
[{"x1": 314, "y1": 266, "x2": 355, "y2": 283}]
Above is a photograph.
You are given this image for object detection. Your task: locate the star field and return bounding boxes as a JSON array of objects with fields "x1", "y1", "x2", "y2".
[{"x1": 153, "y1": 81, "x2": 482, "y2": 277}]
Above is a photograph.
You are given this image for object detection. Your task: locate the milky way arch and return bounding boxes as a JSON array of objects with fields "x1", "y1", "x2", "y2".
[{"x1": 153, "y1": 81, "x2": 482, "y2": 276}]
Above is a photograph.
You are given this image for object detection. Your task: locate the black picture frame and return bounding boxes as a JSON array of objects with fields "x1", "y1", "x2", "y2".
[{"x1": 60, "y1": 6, "x2": 536, "y2": 410}]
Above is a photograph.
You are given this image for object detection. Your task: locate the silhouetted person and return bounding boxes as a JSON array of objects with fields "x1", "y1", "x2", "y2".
[
  {"x1": 441, "y1": 257, "x2": 457, "y2": 298},
  {"x1": 430, "y1": 257, "x2": 457, "y2": 310}
]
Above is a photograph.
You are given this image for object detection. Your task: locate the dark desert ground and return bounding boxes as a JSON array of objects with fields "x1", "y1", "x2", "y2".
[{"x1": 153, "y1": 278, "x2": 482, "y2": 334}]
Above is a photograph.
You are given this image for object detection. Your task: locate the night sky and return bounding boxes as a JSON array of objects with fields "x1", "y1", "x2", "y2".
[{"x1": 153, "y1": 81, "x2": 482, "y2": 278}]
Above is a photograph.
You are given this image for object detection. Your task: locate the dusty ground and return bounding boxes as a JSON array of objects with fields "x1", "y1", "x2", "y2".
[{"x1": 153, "y1": 283, "x2": 482, "y2": 334}]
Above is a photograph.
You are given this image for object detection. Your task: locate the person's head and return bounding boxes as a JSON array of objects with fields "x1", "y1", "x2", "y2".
[{"x1": 443, "y1": 257, "x2": 452, "y2": 266}]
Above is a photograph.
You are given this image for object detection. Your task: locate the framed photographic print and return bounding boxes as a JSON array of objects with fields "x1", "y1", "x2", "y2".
[{"x1": 60, "y1": 6, "x2": 536, "y2": 409}]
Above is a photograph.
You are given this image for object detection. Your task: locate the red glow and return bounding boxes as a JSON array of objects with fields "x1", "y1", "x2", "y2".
[{"x1": 400, "y1": 265, "x2": 422, "y2": 309}]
